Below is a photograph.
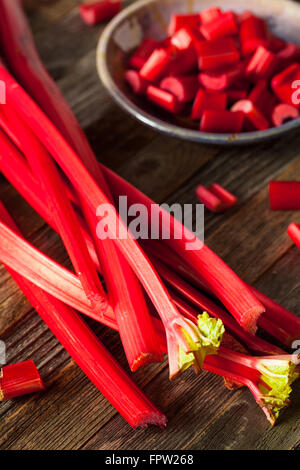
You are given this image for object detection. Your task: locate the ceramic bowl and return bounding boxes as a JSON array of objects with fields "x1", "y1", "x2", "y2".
[{"x1": 97, "y1": 0, "x2": 300, "y2": 145}]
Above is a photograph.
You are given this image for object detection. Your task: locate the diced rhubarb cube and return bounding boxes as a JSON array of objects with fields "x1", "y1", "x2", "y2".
[
  {"x1": 125, "y1": 70, "x2": 148, "y2": 94},
  {"x1": 146, "y1": 85, "x2": 184, "y2": 113},
  {"x1": 191, "y1": 89, "x2": 227, "y2": 120},
  {"x1": 160, "y1": 75, "x2": 199, "y2": 103},
  {"x1": 140, "y1": 49, "x2": 171, "y2": 81},
  {"x1": 200, "y1": 109, "x2": 244, "y2": 133},
  {"x1": 197, "y1": 38, "x2": 240, "y2": 71},
  {"x1": 239, "y1": 16, "x2": 269, "y2": 56},
  {"x1": 200, "y1": 11, "x2": 238, "y2": 41},
  {"x1": 198, "y1": 62, "x2": 245, "y2": 91},
  {"x1": 246, "y1": 46, "x2": 278, "y2": 80},
  {"x1": 232, "y1": 99, "x2": 269, "y2": 131},
  {"x1": 168, "y1": 13, "x2": 199, "y2": 36}
]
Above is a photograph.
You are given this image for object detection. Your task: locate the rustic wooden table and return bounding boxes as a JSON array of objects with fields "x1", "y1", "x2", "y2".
[{"x1": 1, "y1": 0, "x2": 300, "y2": 450}]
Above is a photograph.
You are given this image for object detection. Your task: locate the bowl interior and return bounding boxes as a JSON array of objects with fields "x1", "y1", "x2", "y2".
[{"x1": 97, "y1": 0, "x2": 300, "y2": 144}]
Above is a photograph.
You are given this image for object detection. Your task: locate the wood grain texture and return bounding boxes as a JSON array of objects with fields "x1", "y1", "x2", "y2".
[{"x1": 0, "y1": 0, "x2": 300, "y2": 450}]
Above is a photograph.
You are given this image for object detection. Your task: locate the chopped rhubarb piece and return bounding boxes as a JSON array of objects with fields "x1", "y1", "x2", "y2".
[
  {"x1": 168, "y1": 13, "x2": 199, "y2": 36},
  {"x1": 248, "y1": 80, "x2": 277, "y2": 119},
  {"x1": 197, "y1": 38, "x2": 240, "y2": 71},
  {"x1": 271, "y1": 63, "x2": 300, "y2": 108},
  {"x1": 198, "y1": 62, "x2": 245, "y2": 91},
  {"x1": 232, "y1": 99, "x2": 269, "y2": 131},
  {"x1": 129, "y1": 38, "x2": 159, "y2": 70},
  {"x1": 125, "y1": 70, "x2": 148, "y2": 94},
  {"x1": 200, "y1": 11, "x2": 238, "y2": 41},
  {"x1": 191, "y1": 89, "x2": 227, "y2": 120},
  {"x1": 139, "y1": 48, "x2": 171, "y2": 81},
  {"x1": 79, "y1": 1, "x2": 121, "y2": 25},
  {"x1": 170, "y1": 27, "x2": 204, "y2": 51},
  {"x1": 209, "y1": 183, "x2": 238, "y2": 209},
  {"x1": 239, "y1": 16, "x2": 269, "y2": 56},
  {"x1": 287, "y1": 223, "x2": 300, "y2": 249},
  {"x1": 160, "y1": 75, "x2": 199, "y2": 103},
  {"x1": 226, "y1": 87, "x2": 248, "y2": 104},
  {"x1": 146, "y1": 85, "x2": 183, "y2": 114},
  {"x1": 277, "y1": 42, "x2": 300, "y2": 61},
  {"x1": 199, "y1": 7, "x2": 222, "y2": 24},
  {"x1": 200, "y1": 109, "x2": 244, "y2": 133},
  {"x1": 196, "y1": 183, "x2": 237, "y2": 212},
  {"x1": 0, "y1": 361, "x2": 45, "y2": 400},
  {"x1": 269, "y1": 35, "x2": 286, "y2": 53},
  {"x1": 246, "y1": 46, "x2": 278, "y2": 80},
  {"x1": 271, "y1": 103, "x2": 299, "y2": 127},
  {"x1": 196, "y1": 185, "x2": 223, "y2": 212},
  {"x1": 236, "y1": 10, "x2": 253, "y2": 24},
  {"x1": 166, "y1": 47, "x2": 198, "y2": 76},
  {"x1": 269, "y1": 181, "x2": 300, "y2": 210}
]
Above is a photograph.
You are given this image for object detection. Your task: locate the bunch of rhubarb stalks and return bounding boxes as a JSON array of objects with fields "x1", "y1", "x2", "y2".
[
  {"x1": 0, "y1": 0, "x2": 299, "y2": 429},
  {"x1": 125, "y1": 7, "x2": 300, "y2": 133}
]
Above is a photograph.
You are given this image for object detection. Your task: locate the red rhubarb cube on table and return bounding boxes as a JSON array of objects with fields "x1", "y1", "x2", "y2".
[
  {"x1": 79, "y1": 0, "x2": 121, "y2": 25},
  {"x1": 191, "y1": 89, "x2": 227, "y2": 120},
  {"x1": 197, "y1": 37, "x2": 240, "y2": 71}
]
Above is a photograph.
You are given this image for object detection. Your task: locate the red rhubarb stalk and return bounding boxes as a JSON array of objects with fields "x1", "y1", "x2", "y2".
[
  {"x1": 0, "y1": 69, "x2": 222, "y2": 378},
  {"x1": 0, "y1": 1, "x2": 163, "y2": 372},
  {"x1": 101, "y1": 165, "x2": 265, "y2": 333},
  {"x1": 205, "y1": 349, "x2": 299, "y2": 425},
  {"x1": 2, "y1": 106, "x2": 105, "y2": 308},
  {"x1": 0, "y1": 202, "x2": 166, "y2": 428},
  {"x1": 0, "y1": 361, "x2": 45, "y2": 400}
]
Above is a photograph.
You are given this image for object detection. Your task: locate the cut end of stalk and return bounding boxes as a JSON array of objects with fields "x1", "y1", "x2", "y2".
[
  {"x1": 240, "y1": 305, "x2": 265, "y2": 334},
  {"x1": 131, "y1": 352, "x2": 164, "y2": 373},
  {"x1": 134, "y1": 411, "x2": 168, "y2": 429},
  {"x1": 168, "y1": 312, "x2": 225, "y2": 379},
  {"x1": 257, "y1": 357, "x2": 299, "y2": 424}
]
